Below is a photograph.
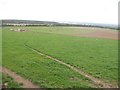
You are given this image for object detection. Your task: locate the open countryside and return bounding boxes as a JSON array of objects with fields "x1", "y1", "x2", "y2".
[{"x1": 1, "y1": 20, "x2": 119, "y2": 89}]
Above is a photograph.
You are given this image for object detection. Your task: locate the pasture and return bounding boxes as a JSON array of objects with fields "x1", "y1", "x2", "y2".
[
  {"x1": 2, "y1": 26, "x2": 118, "y2": 88},
  {"x1": 2, "y1": 73, "x2": 21, "y2": 88}
]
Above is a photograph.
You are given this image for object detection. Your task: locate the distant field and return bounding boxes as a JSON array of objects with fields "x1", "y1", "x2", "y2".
[
  {"x1": 2, "y1": 26, "x2": 118, "y2": 88},
  {"x1": 8, "y1": 26, "x2": 117, "y2": 35},
  {"x1": 28, "y1": 27, "x2": 97, "y2": 35}
]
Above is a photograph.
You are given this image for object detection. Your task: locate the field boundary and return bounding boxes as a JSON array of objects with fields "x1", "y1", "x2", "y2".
[
  {"x1": 24, "y1": 44, "x2": 118, "y2": 88},
  {"x1": 0, "y1": 67, "x2": 41, "y2": 89}
]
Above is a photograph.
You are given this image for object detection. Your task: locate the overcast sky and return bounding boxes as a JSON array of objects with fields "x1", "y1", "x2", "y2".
[{"x1": 0, "y1": 0, "x2": 119, "y2": 24}]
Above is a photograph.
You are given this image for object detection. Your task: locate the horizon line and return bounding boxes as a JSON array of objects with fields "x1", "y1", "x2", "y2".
[{"x1": 1, "y1": 19, "x2": 118, "y2": 25}]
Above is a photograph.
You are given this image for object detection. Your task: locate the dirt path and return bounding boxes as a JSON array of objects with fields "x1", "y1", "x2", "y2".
[
  {"x1": 24, "y1": 44, "x2": 118, "y2": 88},
  {"x1": 0, "y1": 67, "x2": 41, "y2": 89}
]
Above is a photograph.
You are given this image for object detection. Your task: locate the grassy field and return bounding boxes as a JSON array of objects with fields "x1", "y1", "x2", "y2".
[
  {"x1": 0, "y1": 27, "x2": 2, "y2": 66},
  {"x1": 2, "y1": 26, "x2": 118, "y2": 88},
  {"x1": 2, "y1": 73, "x2": 21, "y2": 88}
]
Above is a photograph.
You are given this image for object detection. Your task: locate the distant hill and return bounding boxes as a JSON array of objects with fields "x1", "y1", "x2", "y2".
[
  {"x1": 1, "y1": 19, "x2": 118, "y2": 30},
  {"x1": 60, "y1": 21, "x2": 118, "y2": 30},
  {"x1": 2, "y1": 19, "x2": 60, "y2": 25}
]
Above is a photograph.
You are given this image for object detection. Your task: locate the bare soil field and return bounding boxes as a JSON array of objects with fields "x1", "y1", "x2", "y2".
[{"x1": 70, "y1": 29, "x2": 119, "y2": 40}]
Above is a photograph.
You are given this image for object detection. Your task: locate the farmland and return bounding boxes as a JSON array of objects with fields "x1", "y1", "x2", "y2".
[
  {"x1": 2, "y1": 26, "x2": 118, "y2": 88},
  {"x1": 2, "y1": 73, "x2": 21, "y2": 88}
]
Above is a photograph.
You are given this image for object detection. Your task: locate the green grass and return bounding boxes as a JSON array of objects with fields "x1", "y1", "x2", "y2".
[
  {"x1": 2, "y1": 73, "x2": 21, "y2": 88},
  {"x1": 29, "y1": 27, "x2": 97, "y2": 35},
  {"x1": 8, "y1": 26, "x2": 117, "y2": 35},
  {"x1": 3, "y1": 27, "x2": 94, "y2": 88},
  {"x1": 7, "y1": 26, "x2": 97, "y2": 35},
  {"x1": 3, "y1": 26, "x2": 118, "y2": 88},
  {"x1": 0, "y1": 27, "x2": 2, "y2": 66},
  {"x1": 28, "y1": 34, "x2": 118, "y2": 85}
]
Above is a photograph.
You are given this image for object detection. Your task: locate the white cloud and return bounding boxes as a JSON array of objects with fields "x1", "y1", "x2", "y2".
[{"x1": 0, "y1": 0, "x2": 119, "y2": 24}]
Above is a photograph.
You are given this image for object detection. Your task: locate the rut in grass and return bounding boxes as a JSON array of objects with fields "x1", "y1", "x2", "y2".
[
  {"x1": 24, "y1": 43, "x2": 118, "y2": 88},
  {"x1": 0, "y1": 67, "x2": 42, "y2": 89}
]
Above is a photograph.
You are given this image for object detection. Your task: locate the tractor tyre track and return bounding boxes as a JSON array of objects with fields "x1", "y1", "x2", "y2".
[
  {"x1": 24, "y1": 44, "x2": 118, "y2": 88},
  {"x1": 0, "y1": 67, "x2": 41, "y2": 89}
]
